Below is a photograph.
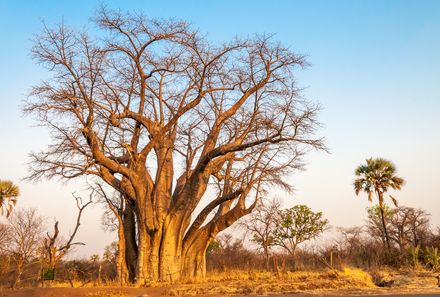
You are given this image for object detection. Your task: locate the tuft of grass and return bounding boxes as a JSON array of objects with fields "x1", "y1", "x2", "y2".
[{"x1": 339, "y1": 267, "x2": 375, "y2": 287}]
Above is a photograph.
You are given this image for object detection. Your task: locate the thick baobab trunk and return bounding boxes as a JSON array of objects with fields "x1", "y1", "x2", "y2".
[
  {"x1": 182, "y1": 234, "x2": 210, "y2": 279},
  {"x1": 148, "y1": 230, "x2": 162, "y2": 281},
  {"x1": 182, "y1": 249, "x2": 207, "y2": 279},
  {"x1": 159, "y1": 216, "x2": 184, "y2": 282},
  {"x1": 123, "y1": 202, "x2": 138, "y2": 283},
  {"x1": 116, "y1": 216, "x2": 129, "y2": 285},
  {"x1": 135, "y1": 220, "x2": 151, "y2": 285}
]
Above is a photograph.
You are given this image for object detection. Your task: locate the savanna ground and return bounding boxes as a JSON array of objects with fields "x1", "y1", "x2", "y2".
[{"x1": 1, "y1": 268, "x2": 439, "y2": 297}]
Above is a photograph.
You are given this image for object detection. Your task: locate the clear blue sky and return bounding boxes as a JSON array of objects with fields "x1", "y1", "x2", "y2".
[{"x1": 1, "y1": 0, "x2": 439, "y2": 257}]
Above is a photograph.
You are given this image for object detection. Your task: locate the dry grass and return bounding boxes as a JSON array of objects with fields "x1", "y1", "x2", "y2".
[
  {"x1": 2, "y1": 268, "x2": 438, "y2": 297},
  {"x1": 165, "y1": 267, "x2": 375, "y2": 296},
  {"x1": 83, "y1": 291, "x2": 129, "y2": 297},
  {"x1": 40, "y1": 280, "x2": 137, "y2": 289},
  {"x1": 370, "y1": 267, "x2": 439, "y2": 289}
]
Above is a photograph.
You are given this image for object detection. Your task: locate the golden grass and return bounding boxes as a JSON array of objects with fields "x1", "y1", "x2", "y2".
[
  {"x1": 83, "y1": 291, "x2": 129, "y2": 297},
  {"x1": 165, "y1": 267, "x2": 376, "y2": 296},
  {"x1": 8, "y1": 267, "x2": 437, "y2": 297},
  {"x1": 370, "y1": 267, "x2": 439, "y2": 289}
]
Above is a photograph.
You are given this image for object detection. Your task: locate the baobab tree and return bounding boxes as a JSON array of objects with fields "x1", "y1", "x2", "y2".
[
  {"x1": 25, "y1": 8, "x2": 325, "y2": 282},
  {"x1": 97, "y1": 184, "x2": 137, "y2": 284}
]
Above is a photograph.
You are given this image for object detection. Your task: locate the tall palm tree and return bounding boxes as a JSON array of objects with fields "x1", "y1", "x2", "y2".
[
  {"x1": 0, "y1": 180, "x2": 20, "y2": 217},
  {"x1": 354, "y1": 158, "x2": 405, "y2": 251}
]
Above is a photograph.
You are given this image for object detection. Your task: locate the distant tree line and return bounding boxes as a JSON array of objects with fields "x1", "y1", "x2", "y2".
[
  {"x1": 206, "y1": 202, "x2": 440, "y2": 273},
  {"x1": 206, "y1": 158, "x2": 440, "y2": 273}
]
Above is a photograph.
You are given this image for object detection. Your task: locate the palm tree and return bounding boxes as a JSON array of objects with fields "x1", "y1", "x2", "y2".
[
  {"x1": 0, "y1": 180, "x2": 20, "y2": 217},
  {"x1": 354, "y1": 158, "x2": 405, "y2": 251}
]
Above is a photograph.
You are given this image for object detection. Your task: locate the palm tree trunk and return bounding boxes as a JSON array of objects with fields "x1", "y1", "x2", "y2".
[{"x1": 378, "y1": 197, "x2": 392, "y2": 252}]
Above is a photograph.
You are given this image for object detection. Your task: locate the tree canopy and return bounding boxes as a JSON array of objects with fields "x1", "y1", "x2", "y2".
[
  {"x1": 25, "y1": 8, "x2": 324, "y2": 282},
  {"x1": 273, "y1": 204, "x2": 328, "y2": 255},
  {"x1": 0, "y1": 180, "x2": 20, "y2": 217}
]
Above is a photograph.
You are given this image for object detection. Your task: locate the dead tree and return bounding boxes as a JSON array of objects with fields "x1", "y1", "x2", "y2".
[
  {"x1": 7, "y1": 208, "x2": 44, "y2": 287},
  {"x1": 389, "y1": 206, "x2": 431, "y2": 251},
  {"x1": 43, "y1": 194, "x2": 92, "y2": 270},
  {"x1": 25, "y1": 7, "x2": 325, "y2": 282},
  {"x1": 240, "y1": 198, "x2": 281, "y2": 270}
]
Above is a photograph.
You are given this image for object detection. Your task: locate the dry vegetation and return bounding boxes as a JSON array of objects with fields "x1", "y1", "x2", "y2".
[
  {"x1": 165, "y1": 268, "x2": 375, "y2": 296},
  {"x1": 1, "y1": 267, "x2": 439, "y2": 297}
]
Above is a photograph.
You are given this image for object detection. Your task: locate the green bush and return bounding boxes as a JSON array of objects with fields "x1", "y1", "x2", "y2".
[{"x1": 406, "y1": 245, "x2": 420, "y2": 268}]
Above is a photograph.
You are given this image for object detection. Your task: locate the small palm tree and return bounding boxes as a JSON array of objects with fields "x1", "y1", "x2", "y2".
[
  {"x1": 0, "y1": 180, "x2": 20, "y2": 217},
  {"x1": 354, "y1": 158, "x2": 405, "y2": 251}
]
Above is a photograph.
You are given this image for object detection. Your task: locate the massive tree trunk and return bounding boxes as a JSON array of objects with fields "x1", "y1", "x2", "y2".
[
  {"x1": 158, "y1": 215, "x2": 184, "y2": 282},
  {"x1": 135, "y1": 210, "x2": 151, "y2": 285},
  {"x1": 115, "y1": 214, "x2": 129, "y2": 285},
  {"x1": 148, "y1": 229, "x2": 162, "y2": 281},
  {"x1": 123, "y1": 201, "x2": 138, "y2": 283},
  {"x1": 182, "y1": 230, "x2": 210, "y2": 279}
]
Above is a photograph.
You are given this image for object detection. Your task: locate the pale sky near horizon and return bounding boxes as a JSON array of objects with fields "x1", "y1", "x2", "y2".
[{"x1": 1, "y1": 0, "x2": 439, "y2": 258}]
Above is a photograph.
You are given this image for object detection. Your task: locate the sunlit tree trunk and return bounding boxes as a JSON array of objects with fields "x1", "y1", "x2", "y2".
[
  {"x1": 135, "y1": 210, "x2": 151, "y2": 285},
  {"x1": 158, "y1": 215, "x2": 184, "y2": 282},
  {"x1": 115, "y1": 211, "x2": 129, "y2": 285},
  {"x1": 182, "y1": 231, "x2": 210, "y2": 279}
]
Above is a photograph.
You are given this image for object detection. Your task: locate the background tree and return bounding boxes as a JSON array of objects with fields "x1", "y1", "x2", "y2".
[
  {"x1": 0, "y1": 223, "x2": 10, "y2": 254},
  {"x1": 273, "y1": 205, "x2": 328, "y2": 256},
  {"x1": 389, "y1": 206, "x2": 431, "y2": 251},
  {"x1": 0, "y1": 180, "x2": 19, "y2": 217},
  {"x1": 6, "y1": 208, "x2": 44, "y2": 287},
  {"x1": 366, "y1": 205, "x2": 395, "y2": 248},
  {"x1": 25, "y1": 7, "x2": 324, "y2": 282},
  {"x1": 354, "y1": 158, "x2": 405, "y2": 251},
  {"x1": 335, "y1": 226, "x2": 370, "y2": 267},
  {"x1": 428, "y1": 227, "x2": 440, "y2": 249},
  {"x1": 240, "y1": 198, "x2": 281, "y2": 269},
  {"x1": 43, "y1": 194, "x2": 92, "y2": 272},
  {"x1": 367, "y1": 205, "x2": 431, "y2": 251},
  {"x1": 206, "y1": 233, "x2": 255, "y2": 272}
]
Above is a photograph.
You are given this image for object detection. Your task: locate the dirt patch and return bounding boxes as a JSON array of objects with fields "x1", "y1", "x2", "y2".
[{"x1": 0, "y1": 287, "x2": 167, "y2": 297}]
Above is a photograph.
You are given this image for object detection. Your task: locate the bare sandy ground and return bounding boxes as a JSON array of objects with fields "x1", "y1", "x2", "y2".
[{"x1": 1, "y1": 287, "x2": 440, "y2": 297}]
